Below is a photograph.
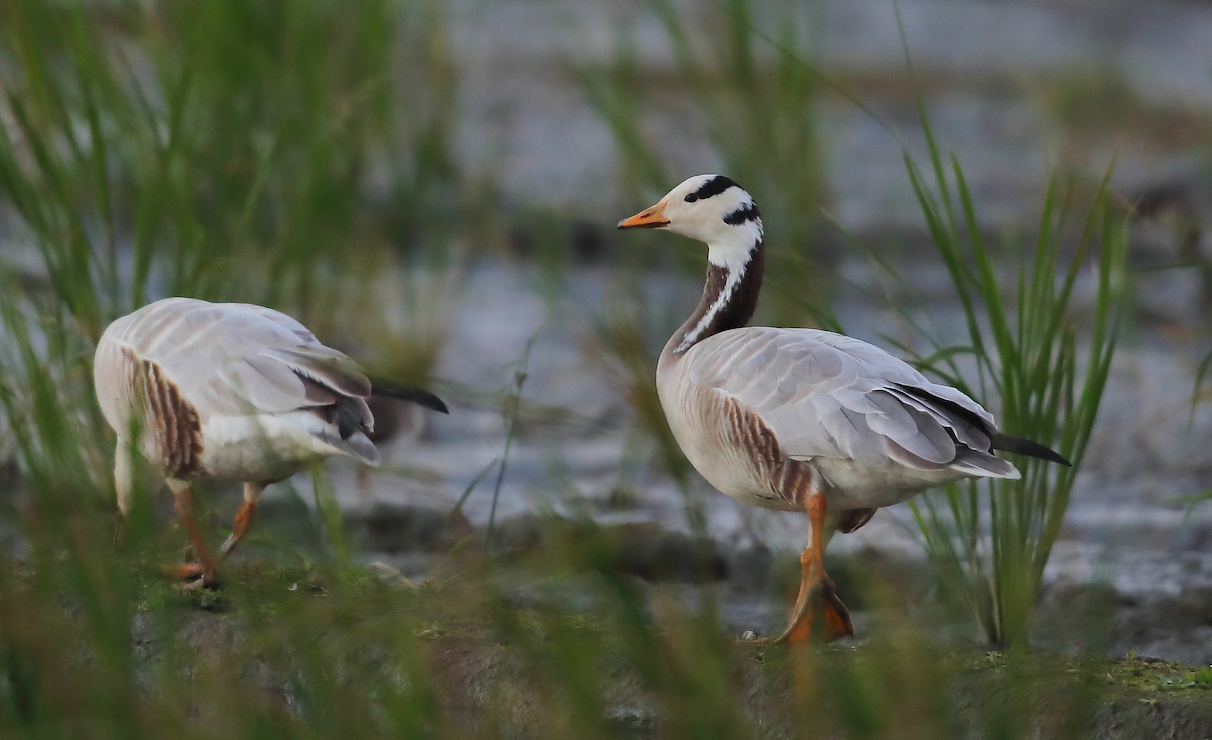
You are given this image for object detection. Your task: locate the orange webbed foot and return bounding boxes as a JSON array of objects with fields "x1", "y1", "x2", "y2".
[{"x1": 167, "y1": 561, "x2": 221, "y2": 590}]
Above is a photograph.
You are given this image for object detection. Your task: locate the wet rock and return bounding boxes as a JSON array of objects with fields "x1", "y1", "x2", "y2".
[
  {"x1": 352, "y1": 503, "x2": 472, "y2": 553},
  {"x1": 1034, "y1": 581, "x2": 1125, "y2": 654},
  {"x1": 1114, "y1": 587, "x2": 1212, "y2": 665},
  {"x1": 1035, "y1": 581, "x2": 1212, "y2": 665},
  {"x1": 490, "y1": 512, "x2": 545, "y2": 552},
  {"x1": 606, "y1": 524, "x2": 725, "y2": 584},
  {"x1": 1093, "y1": 695, "x2": 1212, "y2": 740},
  {"x1": 489, "y1": 515, "x2": 727, "y2": 583}
]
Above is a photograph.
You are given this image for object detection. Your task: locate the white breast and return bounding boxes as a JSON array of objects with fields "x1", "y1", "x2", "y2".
[{"x1": 657, "y1": 357, "x2": 800, "y2": 512}]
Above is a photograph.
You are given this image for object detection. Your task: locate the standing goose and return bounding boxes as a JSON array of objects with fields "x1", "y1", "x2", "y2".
[
  {"x1": 618, "y1": 175, "x2": 1069, "y2": 643},
  {"x1": 94, "y1": 297, "x2": 448, "y2": 587}
]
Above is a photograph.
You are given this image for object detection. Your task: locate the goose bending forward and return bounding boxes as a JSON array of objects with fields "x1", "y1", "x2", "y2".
[
  {"x1": 94, "y1": 297, "x2": 448, "y2": 587},
  {"x1": 618, "y1": 175, "x2": 1069, "y2": 643}
]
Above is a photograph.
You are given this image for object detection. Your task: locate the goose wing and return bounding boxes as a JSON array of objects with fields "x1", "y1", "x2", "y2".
[
  {"x1": 684, "y1": 327, "x2": 1017, "y2": 478},
  {"x1": 101, "y1": 297, "x2": 373, "y2": 429}
]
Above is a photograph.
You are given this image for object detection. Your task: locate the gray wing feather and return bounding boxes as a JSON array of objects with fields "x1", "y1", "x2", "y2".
[
  {"x1": 883, "y1": 385, "x2": 991, "y2": 451},
  {"x1": 104, "y1": 298, "x2": 373, "y2": 421},
  {"x1": 683, "y1": 327, "x2": 1013, "y2": 476},
  {"x1": 263, "y1": 346, "x2": 372, "y2": 398}
]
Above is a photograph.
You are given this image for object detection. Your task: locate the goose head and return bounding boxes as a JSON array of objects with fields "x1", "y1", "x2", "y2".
[{"x1": 617, "y1": 174, "x2": 763, "y2": 266}]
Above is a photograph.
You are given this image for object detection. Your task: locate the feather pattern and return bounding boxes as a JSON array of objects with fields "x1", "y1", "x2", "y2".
[
  {"x1": 661, "y1": 326, "x2": 1021, "y2": 510},
  {"x1": 95, "y1": 297, "x2": 383, "y2": 478},
  {"x1": 685, "y1": 327, "x2": 1007, "y2": 466},
  {"x1": 104, "y1": 298, "x2": 371, "y2": 419}
]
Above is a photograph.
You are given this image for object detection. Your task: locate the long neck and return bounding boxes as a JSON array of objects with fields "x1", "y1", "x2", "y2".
[{"x1": 666, "y1": 236, "x2": 764, "y2": 356}]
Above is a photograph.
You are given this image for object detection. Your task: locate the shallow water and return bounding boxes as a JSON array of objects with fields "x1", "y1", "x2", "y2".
[{"x1": 452, "y1": 0, "x2": 1212, "y2": 226}]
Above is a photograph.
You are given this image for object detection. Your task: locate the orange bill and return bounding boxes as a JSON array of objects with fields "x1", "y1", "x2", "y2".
[{"x1": 617, "y1": 200, "x2": 670, "y2": 229}]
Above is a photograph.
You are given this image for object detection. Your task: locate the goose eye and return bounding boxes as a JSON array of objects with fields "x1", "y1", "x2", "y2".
[{"x1": 684, "y1": 193, "x2": 698, "y2": 203}]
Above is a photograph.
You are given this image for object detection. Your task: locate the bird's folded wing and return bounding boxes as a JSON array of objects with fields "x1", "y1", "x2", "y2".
[
  {"x1": 684, "y1": 327, "x2": 1010, "y2": 474},
  {"x1": 116, "y1": 298, "x2": 372, "y2": 419}
]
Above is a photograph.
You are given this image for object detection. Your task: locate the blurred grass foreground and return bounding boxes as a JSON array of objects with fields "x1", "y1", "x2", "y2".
[{"x1": 0, "y1": 0, "x2": 1211, "y2": 738}]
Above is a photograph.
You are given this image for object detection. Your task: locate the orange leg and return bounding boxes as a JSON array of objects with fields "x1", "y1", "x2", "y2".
[
  {"x1": 220, "y1": 482, "x2": 265, "y2": 558},
  {"x1": 168, "y1": 481, "x2": 218, "y2": 587},
  {"x1": 758, "y1": 490, "x2": 853, "y2": 644}
]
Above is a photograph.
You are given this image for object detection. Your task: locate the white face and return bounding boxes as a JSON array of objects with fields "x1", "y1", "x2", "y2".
[{"x1": 617, "y1": 174, "x2": 763, "y2": 255}]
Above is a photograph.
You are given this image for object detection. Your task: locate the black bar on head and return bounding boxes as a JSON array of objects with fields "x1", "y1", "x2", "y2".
[
  {"x1": 723, "y1": 203, "x2": 760, "y2": 225},
  {"x1": 693, "y1": 175, "x2": 739, "y2": 201}
]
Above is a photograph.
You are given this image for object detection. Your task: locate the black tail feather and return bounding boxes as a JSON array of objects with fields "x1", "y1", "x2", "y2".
[
  {"x1": 368, "y1": 377, "x2": 449, "y2": 414},
  {"x1": 991, "y1": 433, "x2": 1071, "y2": 467}
]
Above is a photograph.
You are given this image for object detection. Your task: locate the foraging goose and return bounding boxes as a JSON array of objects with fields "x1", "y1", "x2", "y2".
[
  {"x1": 94, "y1": 297, "x2": 448, "y2": 586},
  {"x1": 618, "y1": 175, "x2": 1069, "y2": 643}
]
